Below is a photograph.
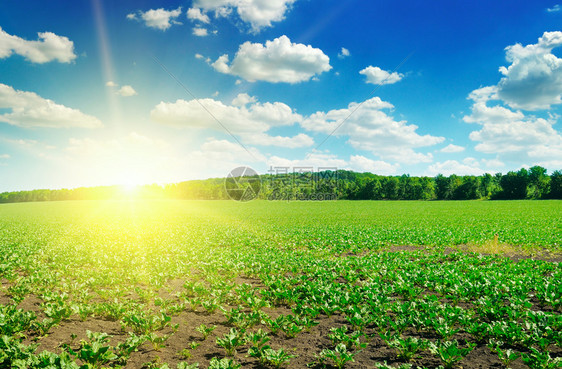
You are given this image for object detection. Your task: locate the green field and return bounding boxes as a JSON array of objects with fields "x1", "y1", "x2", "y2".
[{"x1": 0, "y1": 200, "x2": 561, "y2": 369}]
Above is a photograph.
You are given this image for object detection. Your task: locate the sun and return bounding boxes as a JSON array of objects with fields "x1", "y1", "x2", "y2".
[
  {"x1": 121, "y1": 182, "x2": 139, "y2": 194},
  {"x1": 115, "y1": 171, "x2": 146, "y2": 195}
]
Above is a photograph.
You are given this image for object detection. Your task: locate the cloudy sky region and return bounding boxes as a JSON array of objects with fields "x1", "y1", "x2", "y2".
[{"x1": 0, "y1": 0, "x2": 561, "y2": 191}]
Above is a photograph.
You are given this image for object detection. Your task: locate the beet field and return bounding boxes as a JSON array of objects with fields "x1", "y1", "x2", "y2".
[{"x1": 0, "y1": 200, "x2": 560, "y2": 369}]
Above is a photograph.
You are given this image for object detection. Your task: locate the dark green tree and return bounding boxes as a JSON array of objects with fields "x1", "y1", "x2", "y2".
[
  {"x1": 527, "y1": 166, "x2": 550, "y2": 199},
  {"x1": 499, "y1": 169, "x2": 529, "y2": 199},
  {"x1": 549, "y1": 170, "x2": 562, "y2": 199}
]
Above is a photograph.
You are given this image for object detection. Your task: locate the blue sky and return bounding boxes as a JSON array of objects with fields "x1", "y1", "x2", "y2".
[{"x1": 0, "y1": 0, "x2": 561, "y2": 191}]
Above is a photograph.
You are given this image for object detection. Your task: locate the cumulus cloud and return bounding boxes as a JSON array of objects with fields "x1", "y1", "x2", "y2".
[
  {"x1": 127, "y1": 7, "x2": 182, "y2": 31},
  {"x1": 4, "y1": 138, "x2": 38, "y2": 146},
  {"x1": 62, "y1": 132, "x2": 193, "y2": 187},
  {"x1": 426, "y1": 159, "x2": 486, "y2": 176},
  {"x1": 211, "y1": 35, "x2": 331, "y2": 83},
  {"x1": 117, "y1": 85, "x2": 137, "y2": 97},
  {"x1": 178, "y1": 139, "x2": 267, "y2": 181},
  {"x1": 192, "y1": 138, "x2": 266, "y2": 163},
  {"x1": 338, "y1": 47, "x2": 350, "y2": 59},
  {"x1": 482, "y1": 158, "x2": 505, "y2": 168},
  {"x1": 496, "y1": 31, "x2": 562, "y2": 110},
  {"x1": 348, "y1": 155, "x2": 398, "y2": 175},
  {"x1": 187, "y1": 7, "x2": 210, "y2": 23},
  {"x1": 244, "y1": 133, "x2": 313, "y2": 148},
  {"x1": 193, "y1": 27, "x2": 208, "y2": 36},
  {"x1": 106, "y1": 82, "x2": 137, "y2": 97},
  {"x1": 359, "y1": 66, "x2": 403, "y2": 85},
  {"x1": 463, "y1": 32, "x2": 562, "y2": 168},
  {"x1": 192, "y1": 0, "x2": 296, "y2": 33},
  {"x1": 66, "y1": 133, "x2": 166, "y2": 157},
  {"x1": 268, "y1": 151, "x2": 347, "y2": 169},
  {"x1": 463, "y1": 85, "x2": 562, "y2": 168},
  {"x1": 231, "y1": 93, "x2": 257, "y2": 106},
  {"x1": 440, "y1": 144, "x2": 465, "y2": 153},
  {"x1": 20, "y1": 133, "x2": 263, "y2": 188},
  {"x1": 0, "y1": 83, "x2": 102, "y2": 128},
  {"x1": 268, "y1": 151, "x2": 398, "y2": 175},
  {"x1": 462, "y1": 86, "x2": 523, "y2": 124},
  {"x1": 150, "y1": 93, "x2": 312, "y2": 148},
  {"x1": 301, "y1": 97, "x2": 444, "y2": 164},
  {"x1": 546, "y1": 4, "x2": 560, "y2": 12},
  {"x1": 0, "y1": 27, "x2": 76, "y2": 63}
]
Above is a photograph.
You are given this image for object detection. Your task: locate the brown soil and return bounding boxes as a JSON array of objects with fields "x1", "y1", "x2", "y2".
[
  {"x1": 24, "y1": 307, "x2": 547, "y2": 369},
  {"x1": 2, "y1": 250, "x2": 560, "y2": 368},
  {"x1": 387, "y1": 245, "x2": 562, "y2": 263}
]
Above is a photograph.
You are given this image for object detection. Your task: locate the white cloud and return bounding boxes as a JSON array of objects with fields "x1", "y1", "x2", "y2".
[
  {"x1": 127, "y1": 7, "x2": 182, "y2": 31},
  {"x1": 187, "y1": 7, "x2": 210, "y2": 23},
  {"x1": 150, "y1": 93, "x2": 312, "y2": 148},
  {"x1": 338, "y1": 47, "x2": 350, "y2": 59},
  {"x1": 0, "y1": 154, "x2": 10, "y2": 159},
  {"x1": 4, "y1": 138, "x2": 38, "y2": 146},
  {"x1": 426, "y1": 160, "x2": 485, "y2": 176},
  {"x1": 463, "y1": 85, "x2": 562, "y2": 168},
  {"x1": 348, "y1": 155, "x2": 398, "y2": 175},
  {"x1": 268, "y1": 151, "x2": 347, "y2": 169},
  {"x1": 496, "y1": 31, "x2": 562, "y2": 110},
  {"x1": 195, "y1": 53, "x2": 205, "y2": 59},
  {"x1": 440, "y1": 144, "x2": 465, "y2": 153},
  {"x1": 462, "y1": 157, "x2": 479, "y2": 167},
  {"x1": 462, "y1": 86, "x2": 523, "y2": 124},
  {"x1": 0, "y1": 27, "x2": 76, "y2": 63},
  {"x1": 359, "y1": 66, "x2": 403, "y2": 85},
  {"x1": 482, "y1": 158, "x2": 505, "y2": 168},
  {"x1": 17, "y1": 133, "x2": 265, "y2": 188},
  {"x1": 232, "y1": 93, "x2": 257, "y2": 106},
  {"x1": 197, "y1": 139, "x2": 265, "y2": 163},
  {"x1": 67, "y1": 133, "x2": 167, "y2": 157},
  {"x1": 211, "y1": 35, "x2": 331, "y2": 83},
  {"x1": 62, "y1": 132, "x2": 194, "y2": 186},
  {"x1": 245, "y1": 133, "x2": 313, "y2": 148},
  {"x1": 106, "y1": 82, "x2": 137, "y2": 97},
  {"x1": 546, "y1": 4, "x2": 560, "y2": 12},
  {"x1": 267, "y1": 152, "x2": 398, "y2": 175},
  {"x1": 193, "y1": 27, "x2": 209, "y2": 36},
  {"x1": 193, "y1": 0, "x2": 296, "y2": 33},
  {"x1": 212, "y1": 55, "x2": 230, "y2": 73},
  {"x1": 117, "y1": 85, "x2": 137, "y2": 97},
  {"x1": 301, "y1": 97, "x2": 444, "y2": 164},
  {"x1": 178, "y1": 139, "x2": 267, "y2": 181},
  {"x1": 0, "y1": 83, "x2": 102, "y2": 128},
  {"x1": 213, "y1": 7, "x2": 232, "y2": 18}
]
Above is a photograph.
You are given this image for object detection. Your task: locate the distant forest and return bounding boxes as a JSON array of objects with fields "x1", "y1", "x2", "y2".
[{"x1": 1, "y1": 166, "x2": 561, "y2": 203}]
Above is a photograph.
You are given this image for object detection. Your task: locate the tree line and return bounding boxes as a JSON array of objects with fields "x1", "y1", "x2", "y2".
[
  {"x1": 0, "y1": 166, "x2": 561, "y2": 203},
  {"x1": 337, "y1": 166, "x2": 560, "y2": 200}
]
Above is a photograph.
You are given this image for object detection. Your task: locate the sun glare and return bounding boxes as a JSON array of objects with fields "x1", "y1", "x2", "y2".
[
  {"x1": 120, "y1": 183, "x2": 139, "y2": 194},
  {"x1": 114, "y1": 171, "x2": 146, "y2": 197}
]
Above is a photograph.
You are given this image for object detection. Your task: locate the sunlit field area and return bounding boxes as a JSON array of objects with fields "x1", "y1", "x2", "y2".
[{"x1": 0, "y1": 200, "x2": 561, "y2": 368}]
